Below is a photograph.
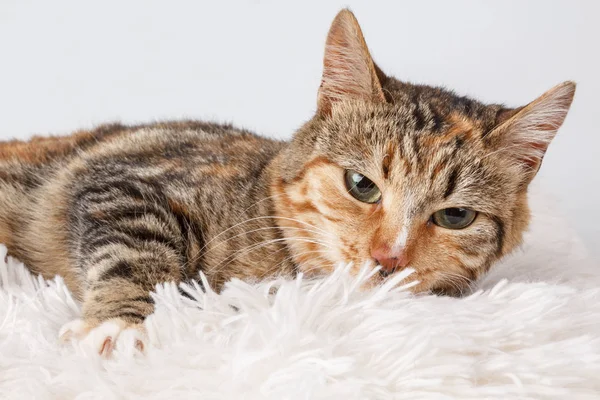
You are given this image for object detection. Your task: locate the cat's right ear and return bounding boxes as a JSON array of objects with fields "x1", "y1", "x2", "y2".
[
  {"x1": 317, "y1": 9, "x2": 386, "y2": 116},
  {"x1": 484, "y1": 81, "x2": 576, "y2": 181}
]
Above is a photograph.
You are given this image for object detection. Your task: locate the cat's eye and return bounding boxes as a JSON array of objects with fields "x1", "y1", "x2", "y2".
[
  {"x1": 344, "y1": 170, "x2": 381, "y2": 204},
  {"x1": 432, "y1": 208, "x2": 477, "y2": 229}
]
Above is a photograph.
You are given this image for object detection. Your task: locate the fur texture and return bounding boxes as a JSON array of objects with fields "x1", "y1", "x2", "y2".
[
  {"x1": 0, "y1": 9, "x2": 576, "y2": 353},
  {"x1": 0, "y1": 186, "x2": 598, "y2": 398}
]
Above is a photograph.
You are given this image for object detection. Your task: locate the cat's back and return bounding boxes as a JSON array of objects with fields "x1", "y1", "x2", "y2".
[
  {"x1": 0, "y1": 120, "x2": 286, "y2": 227},
  {"x1": 0, "y1": 120, "x2": 284, "y2": 179},
  {"x1": 85, "y1": 120, "x2": 283, "y2": 164},
  {"x1": 0, "y1": 123, "x2": 127, "y2": 168},
  {"x1": 74, "y1": 121, "x2": 286, "y2": 193},
  {"x1": 0, "y1": 120, "x2": 286, "y2": 273}
]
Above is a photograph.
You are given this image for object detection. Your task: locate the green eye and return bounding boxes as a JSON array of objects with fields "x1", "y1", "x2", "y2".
[
  {"x1": 432, "y1": 208, "x2": 477, "y2": 229},
  {"x1": 344, "y1": 169, "x2": 381, "y2": 204}
]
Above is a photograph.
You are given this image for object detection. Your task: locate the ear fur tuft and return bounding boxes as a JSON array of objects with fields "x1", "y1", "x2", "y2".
[
  {"x1": 486, "y1": 81, "x2": 576, "y2": 174},
  {"x1": 317, "y1": 9, "x2": 386, "y2": 116}
]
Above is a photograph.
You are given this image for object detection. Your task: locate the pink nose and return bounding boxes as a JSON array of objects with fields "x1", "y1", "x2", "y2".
[{"x1": 371, "y1": 245, "x2": 410, "y2": 276}]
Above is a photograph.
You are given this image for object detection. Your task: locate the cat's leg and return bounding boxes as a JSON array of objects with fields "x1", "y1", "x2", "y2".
[
  {"x1": 59, "y1": 176, "x2": 187, "y2": 357},
  {"x1": 59, "y1": 245, "x2": 180, "y2": 357}
]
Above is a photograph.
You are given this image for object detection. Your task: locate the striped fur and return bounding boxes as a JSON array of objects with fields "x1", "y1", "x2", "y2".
[{"x1": 0, "y1": 10, "x2": 574, "y2": 336}]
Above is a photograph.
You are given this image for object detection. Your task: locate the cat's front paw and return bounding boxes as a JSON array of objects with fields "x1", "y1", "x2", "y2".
[{"x1": 59, "y1": 318, "x2": 147, "y2": 358}]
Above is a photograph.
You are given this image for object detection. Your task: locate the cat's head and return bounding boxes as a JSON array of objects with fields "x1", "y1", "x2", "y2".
[{"x1": 271, "y1": 9, "x2": 575, "y2": 295}]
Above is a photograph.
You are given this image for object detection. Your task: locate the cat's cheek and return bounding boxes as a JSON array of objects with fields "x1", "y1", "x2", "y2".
[
  {"x1": 409, "y1": 222, "x2": 494, "y2": 293},
  {"x1": 272, "y1": 159, "x2": 384, "y2": 274},
  {"x1": 397, "y1": 225, "x2": 452, "y2": 290}
]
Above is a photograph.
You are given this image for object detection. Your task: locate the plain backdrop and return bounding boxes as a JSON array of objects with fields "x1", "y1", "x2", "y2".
[{"x1": 1, "y1": 1, "x2": 598, "y2": 259}]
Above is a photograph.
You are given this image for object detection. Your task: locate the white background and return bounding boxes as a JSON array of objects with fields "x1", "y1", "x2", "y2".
[{"x1": 1, "y1": 1, "x2": 598, "y2": 258}]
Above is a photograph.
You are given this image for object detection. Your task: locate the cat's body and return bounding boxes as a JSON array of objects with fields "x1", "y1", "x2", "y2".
[
  {"x1": 0, "y1": 122, "x2": 295, "y2": 298},
  {"x1": 0, "y1": 10, "x2": 575, "y2": 355}
]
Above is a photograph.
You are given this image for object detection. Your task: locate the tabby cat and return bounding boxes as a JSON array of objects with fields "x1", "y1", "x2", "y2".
[{"x1": 0, "y1": 10, "x2": 575, "y2": 356}]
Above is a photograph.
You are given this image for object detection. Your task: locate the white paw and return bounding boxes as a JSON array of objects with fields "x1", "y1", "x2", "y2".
[{"x1": 59, "y1": 318, "x2": 147, "y2": 358}]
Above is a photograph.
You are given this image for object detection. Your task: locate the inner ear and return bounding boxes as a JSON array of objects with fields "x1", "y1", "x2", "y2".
[
  {"x1": 485, "y1": 81, "x2": 576, "y2": 176},
  {"x1": 317, "y1": 9, "x2": 386, "y2": 116}
]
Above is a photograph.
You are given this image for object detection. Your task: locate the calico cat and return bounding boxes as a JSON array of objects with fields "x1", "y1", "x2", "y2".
[{"x1": 0, "y1": 9, "x2": 575, "y2": 356}]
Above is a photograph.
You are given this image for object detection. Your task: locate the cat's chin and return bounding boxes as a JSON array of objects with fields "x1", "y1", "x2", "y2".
[
  {"x1": 429, "y1": 285, "x2": 474, "y2": 298},
  {"x1": 376, "y1": 272, "x2": 475, "y2": 298},
  {"x1": 258, "y1": 261, "x2": 474, "y2": 298}
]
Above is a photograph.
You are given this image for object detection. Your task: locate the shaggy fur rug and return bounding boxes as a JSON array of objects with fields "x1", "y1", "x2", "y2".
[{"x1": 1, "y1": 185, "x2": 598, "y2": 399}]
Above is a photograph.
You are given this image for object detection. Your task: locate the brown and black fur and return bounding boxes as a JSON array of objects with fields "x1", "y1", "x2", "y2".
[
  {"x1": 0, "y1": 122, "x2": 294, "y2": 325},
  {"x1": 0, "y1": 9, "x2": 575, "y2": 346}
]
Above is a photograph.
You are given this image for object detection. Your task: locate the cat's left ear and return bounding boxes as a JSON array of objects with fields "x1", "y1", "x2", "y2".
[
  {"x1": 485, "y1": 81, "x2": 576, "y2": 179},
  {"x1": 317, "y1": 9, "x2": 386, "y2": 116}
]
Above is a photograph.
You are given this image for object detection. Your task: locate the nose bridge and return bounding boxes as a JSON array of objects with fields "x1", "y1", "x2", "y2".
[
  {"x1": 371, "y1": 185, "x2": 419, "y2": 274},
  {"x1": 375, "y1": 190, "x2": 415, "y2": 255}
]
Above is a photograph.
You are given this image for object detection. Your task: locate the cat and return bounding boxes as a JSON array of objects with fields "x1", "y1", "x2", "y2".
[{"x1": 0, "y1": 9, "x2": 575, "y2": 356}]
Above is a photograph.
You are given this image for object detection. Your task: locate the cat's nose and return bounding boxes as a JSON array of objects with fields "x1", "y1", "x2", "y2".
[{"x1": 371, "y1": 246, "x2": 410, "y2": 277}]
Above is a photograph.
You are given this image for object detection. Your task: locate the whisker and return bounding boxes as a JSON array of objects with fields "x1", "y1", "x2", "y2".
[
  {"x1": 209, "y1": 237, "x2": 334, "y2": 276},
  {"x1": 205, "y1": 225, "x2": 334, "y2": 253},
  {"x1": 435, "y1": 270, "x2": 474, "y2": 295},
  {"x1": 258, "y1": 249, "x2": 331, "y2": 279},
  {"x1": 180, "y1": 215, "x2": 335, "y2": 273},
  {"x1": 236, "y1": 192, "x2": 288, "y2": 216},
  {"x1": 198, "y1": 215, "x2": 332, "y2": 255}
]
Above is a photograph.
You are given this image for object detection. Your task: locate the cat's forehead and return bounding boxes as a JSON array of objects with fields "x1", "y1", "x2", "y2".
[
  {"x1": 326, "y1": 81, "x2": 503, "y2": 141},
  {"x1": 323, "y1": 98, "x2": 495, "y2": 168},
  {"x1": 318, "y1": 99, "x2": 507, "y2": 211}
]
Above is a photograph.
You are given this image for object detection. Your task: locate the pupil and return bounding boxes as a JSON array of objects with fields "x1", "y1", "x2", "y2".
[
  {"x1": 354, "y1": 174, "x2": 373, "y2": 192},
  {"x1": 445, "y1": 208, "x2": 466, "y2": 224}
]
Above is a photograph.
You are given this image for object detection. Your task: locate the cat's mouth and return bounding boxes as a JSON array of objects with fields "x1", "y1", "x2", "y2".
[
  {"x1": 374, "y1": 266, "x2": 475, "y2": 298},
  {"x1": 429, "y1": 285, "x2": 473, "y2": 298}
]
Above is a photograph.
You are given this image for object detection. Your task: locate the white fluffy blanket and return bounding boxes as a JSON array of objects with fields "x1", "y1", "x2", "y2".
[{"x1": 1, "y1": 185, "x2": 599, "y2": 399}]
